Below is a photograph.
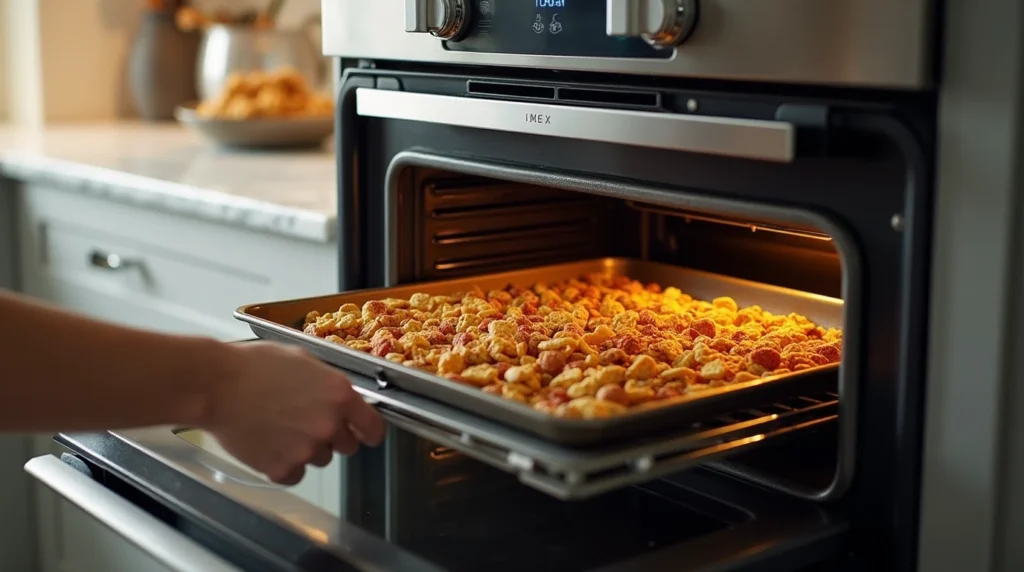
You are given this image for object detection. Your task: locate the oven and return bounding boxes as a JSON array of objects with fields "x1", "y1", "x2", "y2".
[
  {"x1": 314, "y1": 1, "x2": 933, "y2": 569},
  {"x1": 311, "y1": 81, "x2": 930, "y2": 572},
  {"x1": 26, "y1": 1, "x2": 954, "y2": 571}
]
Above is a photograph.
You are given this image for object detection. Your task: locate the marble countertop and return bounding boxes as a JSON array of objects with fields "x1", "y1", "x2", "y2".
[{"x1": 0, "y1": 123, "x2": 337, "y2": 242}]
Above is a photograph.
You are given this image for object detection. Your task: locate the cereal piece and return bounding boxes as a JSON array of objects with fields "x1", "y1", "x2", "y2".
[
  {"x1": 660, "y1": 366, "x2": 699, "y2": 385},
  {"x1": 700, "y1": 359, "x2": 728, "y2": 381},
  {"x1": 690, "y1": 318, "x2": 717, "y2": 338},
  {"x1": 538, "y1": 337, "x2": 578, "y2": 353},
  {"x1": 623, "y1": 379, "x2": 657, "y2": 404},
  {"x1": 437, "y1": 352, "x2": 465, "y2": 376},
  {"x1": 596, "y1": 384, "x2": 629, "y2": 406},
  {"x1": 583, "y1": 324, "x2": 615, "y2": 346},
  {"x1": 537, "y1": 350, "x2": 569, "y2": 375},
  {"x1": 713, "y1": 297, "x2": 739, "y2": 313},
  {"x1": 600, "y1": 348, "x2": 630, "y2": 365},
  {"x1": 567, "y1": 377, "x2": 602, "y2": 399},
  {"x1": 626, "y1": 355, "x2": 659, "y2": 380},
  {"x1": 592, "y1": 365, "x2": 627, "y2": 386},
  {"x1": 488, "y1": 320, "x2": 516, "y2": 338},
  {"x1": 505, "y1": 364, "x2": 542, "y2": 390},
  {"x1": 648, "y1": 339, "x2": 684, "y2": 363},
  {"x1": 550, "y1": 367, "x2": 584, "y2": 389},
  {"x1": 614, "y1": 334, "x2": 644, "y2": 355},
  {"x1": 459, "y1": 364, "x2": 499, "y2": 387},
  {"x1": 488, "y1": 337, "x2": 518, "y2": 361},
  {"x1": 750, "y1": 347, "x2": 783, "y2": 371}
]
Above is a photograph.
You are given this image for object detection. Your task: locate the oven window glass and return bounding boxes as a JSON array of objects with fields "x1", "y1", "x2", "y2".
[{"x1": 395, "y1": 449, "x2": 736, "y2": 572}]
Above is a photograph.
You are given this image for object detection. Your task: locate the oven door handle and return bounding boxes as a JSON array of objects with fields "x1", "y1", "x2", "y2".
[
  {"x1": 25, "y1": 454, "x2": 243, "y2": 572},
  {"x1": 355, "y1": 87, "x2": 796, "y2": 162}
]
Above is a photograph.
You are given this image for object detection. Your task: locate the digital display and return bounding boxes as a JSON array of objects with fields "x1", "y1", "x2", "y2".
[{"x1": 446, "y1": 0, "x2": 670, "y2": 59}]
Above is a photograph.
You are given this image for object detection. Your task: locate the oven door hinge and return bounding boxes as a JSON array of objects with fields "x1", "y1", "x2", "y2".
[{"x1": 775, "y1": 104, "x2": 830, "y2": 157}]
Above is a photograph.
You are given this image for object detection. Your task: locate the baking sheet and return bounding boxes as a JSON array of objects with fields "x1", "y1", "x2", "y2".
[{"x1": 235, "y1": 258, "x2": 843, "y2": 447}]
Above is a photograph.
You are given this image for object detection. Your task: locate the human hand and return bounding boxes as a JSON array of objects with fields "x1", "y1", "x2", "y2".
[{"x1": 204, "y1": 341, "x2": 385, "y2": 485}]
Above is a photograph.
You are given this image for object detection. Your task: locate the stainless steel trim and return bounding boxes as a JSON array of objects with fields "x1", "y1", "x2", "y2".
[
  {"x1": 323, "y1": 0, "x2": 933, "y2": 89},
  {"x1": 606, "y1": 0, "x2": 699, "y2": 47},
  {"x1": 24, "y1": 455, "x2": 242, "y2": 572},
  {"x1": 404, "y1": 0, "x2": 468, "y2": 39},
  {"x1": 919, "y1": 0, "x2": 1024, "y2": 568},
  {"x1": 356, "y1": 88, "x2": 795, "y2": 162},
  {"x1": 404, "y1": 0, "x2": 428, "y2": 32}
]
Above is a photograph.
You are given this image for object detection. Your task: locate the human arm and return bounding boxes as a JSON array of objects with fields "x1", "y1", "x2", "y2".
[{"x1": 0, "y1": 290, "x2": 385, "y2": 483}]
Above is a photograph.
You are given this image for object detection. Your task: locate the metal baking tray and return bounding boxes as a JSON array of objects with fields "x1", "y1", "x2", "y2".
[{"x1": 235, "y1": 258, "x2": 842, "y2": 447}]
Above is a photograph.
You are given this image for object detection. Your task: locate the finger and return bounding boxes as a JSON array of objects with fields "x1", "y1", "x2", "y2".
[
  {"x1": 269, "y1": 465, "x2": 305, "y2": 487},
  {"x1": 332, "y1": 423, "x2": 360, "y2": 456},
  {"x1": 337, "y1": 386, "x2": 386, "y2": 446},
  {"x1": 310, "y1": 446, "x2": 333, "y2": 468}
]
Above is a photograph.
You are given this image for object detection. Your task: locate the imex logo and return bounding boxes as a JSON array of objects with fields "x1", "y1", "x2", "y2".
[{"x1": 525, "y1": 113, "x2": 552, "y2": 124}]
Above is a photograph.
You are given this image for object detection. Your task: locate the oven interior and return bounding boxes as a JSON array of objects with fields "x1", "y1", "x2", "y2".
[
  {"x1": 347, "y1": 164, "x2": 851, "y2": 571},
  {"x1": 390, "y1": 167, "x2": 843, "y2": 299},
  {"x1": 400, "y1": 442, "x2": 744, "y2": 572}
]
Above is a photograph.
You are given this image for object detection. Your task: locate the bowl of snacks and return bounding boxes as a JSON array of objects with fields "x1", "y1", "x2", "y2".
[
  {"x1": 175, "y1": 0, "x2": 324, "y2": 102},
  {"x1": 175, "y1": 67, "x2": 334, "y2": 149}
]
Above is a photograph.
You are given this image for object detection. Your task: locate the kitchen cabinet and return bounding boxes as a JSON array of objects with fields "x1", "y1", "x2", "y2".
[{"x1": 13, "y1": 181, "x2": 343, "y2": 571}]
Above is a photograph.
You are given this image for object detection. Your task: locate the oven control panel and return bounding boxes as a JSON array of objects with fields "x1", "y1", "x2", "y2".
[{"x1": 404, "y1": 0, "x2": 697, "y2": 59}]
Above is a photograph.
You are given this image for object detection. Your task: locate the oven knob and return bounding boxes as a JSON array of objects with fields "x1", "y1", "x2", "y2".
[
  {"x1": 606, "y1": 0, "x2": 698, "y2": 47},
  {"x1": 404, "y1": 0, "x2": 470, "y2": 41}
]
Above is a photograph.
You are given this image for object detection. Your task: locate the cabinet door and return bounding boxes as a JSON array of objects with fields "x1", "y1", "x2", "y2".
[
  {"x1": 27, "y1": 455, "x2": 241, "y2": 572},
  {"x1": 17, "y1": 183, "x2": 338, "y2": 341}
]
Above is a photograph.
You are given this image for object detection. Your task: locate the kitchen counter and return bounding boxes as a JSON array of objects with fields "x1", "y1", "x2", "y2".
[{"x1": 0, "y1": 123, "x2": 337, "y2": 242}]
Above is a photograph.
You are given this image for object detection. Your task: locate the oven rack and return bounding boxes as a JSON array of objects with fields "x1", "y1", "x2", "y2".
[
  {"x1": 625, "y1": 201, "x2": 834, "y2": 242},
  {"x1": 349, "y1": 373, "x2": 837, "y2": 500}
]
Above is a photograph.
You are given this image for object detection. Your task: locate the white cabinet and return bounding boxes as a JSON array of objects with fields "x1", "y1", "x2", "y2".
[
  {"x1": 26, "y1": 455, "x2": 241, "y2": 572},
  {"x1": 14, "y1": 182, "x2": 344, "y2": 571},
  {"x1": 16, "y1": 182, "x2": 338, "y2": 340}
]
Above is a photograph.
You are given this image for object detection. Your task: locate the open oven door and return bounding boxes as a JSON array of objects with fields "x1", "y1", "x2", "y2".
[
  {"x1": 30, "y1": 373, "x2": 850, "y2": 572},
  {"x1": 26, "y1": 430, "x2": 446, "y2": 572}
]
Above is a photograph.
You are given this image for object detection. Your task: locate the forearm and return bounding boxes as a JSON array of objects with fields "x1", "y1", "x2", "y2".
[{"x1": 0, "y1": 291, "x2": 231, "y2": 432}]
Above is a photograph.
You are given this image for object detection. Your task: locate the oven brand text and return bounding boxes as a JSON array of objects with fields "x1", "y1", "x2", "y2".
[{"x1": 526, "y1": 113, "x2": 552, "y2": 125}]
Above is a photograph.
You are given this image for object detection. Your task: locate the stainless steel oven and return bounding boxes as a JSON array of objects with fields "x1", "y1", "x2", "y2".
[
  {"x1": 319, "y1": 1, "x2": 932, "y2": 569},
  {"x1": 316, "y1": 73, "x2": 928, "y2": 572},
  {"x1": 27, "y1": 2, "x2": 1024, "y2": 571}
]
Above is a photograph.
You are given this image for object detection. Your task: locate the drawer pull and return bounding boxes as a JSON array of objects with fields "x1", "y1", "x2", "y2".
[{"x1": 89, "y1": 250, "x2": 139, "y2": 271}]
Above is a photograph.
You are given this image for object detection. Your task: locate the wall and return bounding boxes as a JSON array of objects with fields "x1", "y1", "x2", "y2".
[
  {"x1": 39, "y1": 0, "x2": 140, "y2": 122},
  {"x1": 0, "y1": 1, "x2": 7, "y2": 122},
  {"x1": 197, "y1": 0, "x2": 321, "y2": 29},
  {"x1": 1, "y1": 0, "x2": 322, "y2": 126}
]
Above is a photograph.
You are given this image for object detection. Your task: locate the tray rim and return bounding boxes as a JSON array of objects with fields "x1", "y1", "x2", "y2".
[
  {"x1": 237, "y1": 257, "x2": 844, "y2": 324},
  {"x1": 234, "y1": 257, "x2": 843, "y2": 440}
]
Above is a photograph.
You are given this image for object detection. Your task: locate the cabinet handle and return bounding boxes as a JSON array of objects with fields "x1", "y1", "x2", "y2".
[{"x1": 88, "y1": 249, "x2": 139, "y2": 271}]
